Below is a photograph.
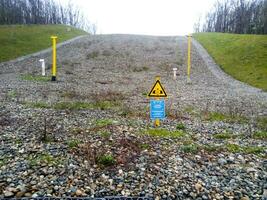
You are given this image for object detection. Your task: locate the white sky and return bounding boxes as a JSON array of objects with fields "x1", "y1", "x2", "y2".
[{"x1": 63, "y1": 0, "x2": 215, "y2": 36}]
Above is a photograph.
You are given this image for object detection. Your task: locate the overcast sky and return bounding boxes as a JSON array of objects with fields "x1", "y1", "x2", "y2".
[{"x1": 62, "y1": 0, "x2": 215, "y2": 36}]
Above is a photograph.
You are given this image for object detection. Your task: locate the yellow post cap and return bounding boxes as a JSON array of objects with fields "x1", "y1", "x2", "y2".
[{"x1": 51, "y1": 36, "x2": 58, "y2": 39}]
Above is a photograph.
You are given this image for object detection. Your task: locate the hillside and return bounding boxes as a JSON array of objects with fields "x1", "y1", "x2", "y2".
[
  {"x1": 0, "y1": 34, "x2": 266, "y2": 199},
  {"x1": 0, "y1": 24, "x2": 88, "y2": 62},
  {"x1": 193, "y1": 33, "x2": 267, "y2": 91}
]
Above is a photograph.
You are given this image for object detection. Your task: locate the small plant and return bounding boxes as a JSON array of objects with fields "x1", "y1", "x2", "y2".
[
  {"x1": 139, "y1": 143, "x2": 150, "y2": 150},
  {"x1": 243, "y1": 146, "x2": 265, "y2": 154},
  {"x1": 96, "y1": 119, "x2": 115, "y2": 127},
  {"x1": 24, "y1": 101, "x2": 51, "y2": 109},
  {"x1": 54, "y1": 102, "x2": 93, "y2": 110},
  {"x1": 99, "y1": 131, "x2": 111, "y2": 138},
  {"x1": 252, "y1": 131, "x2": 267, "y2": 140},
  {"x1": 7, "y1": 90, "x2": 17, "y2": 98},
  {"x1": 226, "y1": 143, "x2": 242, "y2": 153},
  {"x1": 144, "y1": 129, "x2": 185, "y2": 138},
  {"x1": 256, "y1": 117, "x2": 267, "y2": 131},
  {"x1": 67, "y1": 139, "x2": 81, "y2": 148},
  {"x1": 133, "y1": 66, "x2": 149, "y2": 72},
  {"x1": 87, "y1": 51, "x2": 99, "y2": 59},
  {"x1": 176, "y1": 123, "x2": 186, "y2": 130},
  {"x1": 213, "y1": 132, "x2": 233, "y2": 140},
  {"x1": 21, "y1": 75, "x2": 50, "y2": 82},
  {"x1": 97, "y1": 154, "x2": 116, "y2": 166},
  {"x1": 202, "y1": 144, "x2": 222, "y2": 152},
  {"x1": 102, "y1": 50, "x2": 112, "y2": 56},
  {"x1": 0, "y1": 156, "x2": 9, "y2": 167},
  {"x1": 181, "y1": 144, "x2": 198, "y2": 154},
  {"x1": 28, "y1": 153, "x2": 59, "y2": 167}
]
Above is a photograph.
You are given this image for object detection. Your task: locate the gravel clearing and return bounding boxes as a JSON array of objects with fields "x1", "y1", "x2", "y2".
[{"x1": 0, "y1": 34, "x2": 266, "y2": 199}]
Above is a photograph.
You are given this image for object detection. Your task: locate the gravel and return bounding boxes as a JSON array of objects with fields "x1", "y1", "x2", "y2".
[{"x1": 0, "y1": 34, "x2": 266, "y2": 199}]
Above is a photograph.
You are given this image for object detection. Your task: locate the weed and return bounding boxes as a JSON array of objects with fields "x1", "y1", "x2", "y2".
[
  {"x1": 54, "y1": 102, "x2": 93, "y2": 110},
  {"x1": 213, "y1": 132, "x2": 233, "y2": 140},
  {"x1": 102, "y1": 50, "x2": 112, "y2": 56},
  {"x1": 226, "y1": 143, "x2": 265, "y2": 155},
  {"x1": 0, "y1": 156, "x2": 9, "y2": 167},
  {"x1": 67, "y1": 139, "x2": 81, "y2": 148},
  {"x1": 139, "y1": 143, "x2": 150, "y2": 150},
  {"x1": 252, "y1": 131, "x2": 267, "y2": 140},
  {"x1": 181, "y1": 144, "x2": 198, "y2": 154},
  {"x1": 201, "y1": 144, "x2": 223, "y2": 152},
  {"x1": 21, "y1": 75, "x2": 50, "y2": 82},
  {"x1": 96, "y1": 119, "x2": 115, "y2": 127},
  {"x1": 226, "y1": 144, "x2": 242, "y2": 153},
  {"x1": 176, "y1": 123, "x2": 186, "y2": 130},
  {"x1": 97, "y1": 154, "x2": 116, "y2": 166},
  {"x1": 133, "y1": 66, "x2": 149, "y2": 72},
  {"x1": 7, "y1": 90, "x2": 17, "y2": 98},
  {"x1": 28, "y1": 153, "x2": 60, "y2": 167},
  {"x1": 144, "y1": 129, "x2": 185, "y2": 138},
  {"x1": 87, "y1": 51, "x2": 99, "y2": 59},
  {"x1": 243, "y1": 146, "x2": 265, "y2": 154},
  {"x1": 99, "y1": 131, "x2": 111, "y2": 138},
  {"x1": 257, "y1": 116, "x2": 267, "y2": 131},
  {"x1": 24, "y1": 102, "x2": 51, "y2": 109},
  {"x1": 205, "y1": 111, "x2": 248, "y2": 123}
]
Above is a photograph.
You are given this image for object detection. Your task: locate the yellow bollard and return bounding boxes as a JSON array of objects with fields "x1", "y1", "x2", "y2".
[
  {"x1": 51, "y1": 36, "x2": 58, "y2": 81},
  {"x1": 187, "y1": 35, "x2": 192, "y2": 82},
  {"x1": 154, "y1": 76, "x2": 160, "y2": 127}
]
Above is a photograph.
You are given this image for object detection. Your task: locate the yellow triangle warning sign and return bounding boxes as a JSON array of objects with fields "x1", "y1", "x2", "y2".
[{"x1": 148, "y1": 80, "x2": 167, "y2": 97}]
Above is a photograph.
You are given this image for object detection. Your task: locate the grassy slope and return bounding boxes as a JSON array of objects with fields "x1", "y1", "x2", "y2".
[
  {"x1": 193, "y1": 33, "x2": 267, "y2": 91},
  {"x1": 0, "y1": 24, "x2": 88, "y2": 62}
]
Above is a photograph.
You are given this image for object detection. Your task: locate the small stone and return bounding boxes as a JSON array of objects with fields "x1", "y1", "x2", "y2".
[
  {"x1": 24, "y1": 193, "x2": 32, "y2": 197},
  {"x1": 32, "y1": 193, "x2": 39, "y2": 198},
  {"x1": 75, "y1": 189, "x2": 84, "y2": 196},
  {"x1": 218, "y1": 158, "x2": 227, "y2": 165},
  {"x1": 247, "y1": 168, "x2": 257, "y2": 173},
  {"x1": 195, "y1": 183, "x2": 203, "y2": 193},
  {"x1": 118, "y1": 169, "x2": 123, "y2": 175},
  {"x1": 241, "y1": 196, "x2": 250, "y2": 200},
  {"x1": 4, "y1": 191, "x2": 14, "y2": 198},
  {"x1": 16, "y1": 191, "x2": 25, "y2": 198}
]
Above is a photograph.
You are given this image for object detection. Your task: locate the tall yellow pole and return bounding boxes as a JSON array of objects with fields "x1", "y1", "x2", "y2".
[
  {"x1": 51, "y1": 36, "x2": 57, "y2": 81},
  {"x1": 154, "y1": 76, "x2": 160, "y2": 127},
  {"x1": 187, "y1": 35, "x2": 192, "y2": 82}
]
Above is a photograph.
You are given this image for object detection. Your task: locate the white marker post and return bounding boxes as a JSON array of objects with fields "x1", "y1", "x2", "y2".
[
  {"x1": 173, "y1": 68, "x2": 177, "y2": 80},
  {"x1": 39, "y1": 59, "x2": 45, "y2": 76}
]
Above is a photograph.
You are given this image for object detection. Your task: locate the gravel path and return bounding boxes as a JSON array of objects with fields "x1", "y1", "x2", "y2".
[{"x1": 0, "y1": 34, "x2": 266, "y2": 199}]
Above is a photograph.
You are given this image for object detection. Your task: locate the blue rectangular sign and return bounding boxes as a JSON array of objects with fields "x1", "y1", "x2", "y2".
[{"x1": 150, "y1": 100, "x2": 165, "y2": 119}]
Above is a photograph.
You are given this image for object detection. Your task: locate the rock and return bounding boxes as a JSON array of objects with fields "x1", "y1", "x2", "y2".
[
  {"x1": 240, "y1": 196, "x2": 250, "y2": 200},
  {"x1": 24, "y1": 193, "x2": 32, "y2": 197},
  {"x1": 75, "y1": 189, "x2": 84, "y2": 196},
  {"x1": 32, "y1": 193, "x2": 39, "y2": 198},
  {"x1": 118, "y1": 169, "x2": 123, "y2": 175},
  {"x1": 4, "y1": 191, "x2": 14, "y2": 198},
  {"x1": 218, "y1": 158, "x2": 227, "y2": 165},
  {"x1": 16, "y1": 191, "x2": 25, "y2": 198},
  {"x1": 247, "y1": 168, "x2": 257, "y2": 173},
  {"x1": 195, "y1": 183, "x2": 203, "y2": 193}
]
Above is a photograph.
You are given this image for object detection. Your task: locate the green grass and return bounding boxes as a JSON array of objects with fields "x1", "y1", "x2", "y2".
[
  {"x1": 0, "y1": 24, "x2": 87, "y2": 62},
  {"x1": 252, "y1": 131, "x2": 267, "y2": 140},
  {"x1": 181, "y1": 144, "x2": 198, "y2": 154},
  {"x1": 214, "y1": 132, "x2": 233, "y2": 140},
  {"x1": 67, "y1": 139, "x2": 81, "y2": 148},
  {"x1": 21, "y1": 75, "x2": 51, "y2": 82},
  {"x1": 193, "y1": 33, "x2": 267, "y2": 91},
  {"x1": 96, "y1": 119, "x2": 115, "y2": 127},
  {"x1": 226, "y1": 143, "x2": 265, "y2": 155},
  {"x1": 97, "y1": 154, "x2": 116, "y2": 166},
  {"x1": 143, "y1": 129, "x2": 185, "y2": 138},
  {"x1": 205, "y1": 111, "x2": 248, "y2": 123}
]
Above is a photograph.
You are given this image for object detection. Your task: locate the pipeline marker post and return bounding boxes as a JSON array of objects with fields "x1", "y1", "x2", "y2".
[
  {"x1": 187, "y1": 35, "x2": 192, "y2": 83},
  {"x1": 39, "y1": 59, "x2": 45, "y2": 76},
  {"x1": 148, "y1": 76, "x2": 167, "y2": 127},
  {"x1": 51, "y1": 36, "x2": 58, "y2": 81}
]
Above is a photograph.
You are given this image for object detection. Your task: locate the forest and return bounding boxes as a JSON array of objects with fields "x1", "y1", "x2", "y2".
[
  {"x1": 194, "y1": 0, "x2": 266, "y2": 34},
  {"x1": 0, "y1": 0, "x2": 95, "y2": 33}
]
